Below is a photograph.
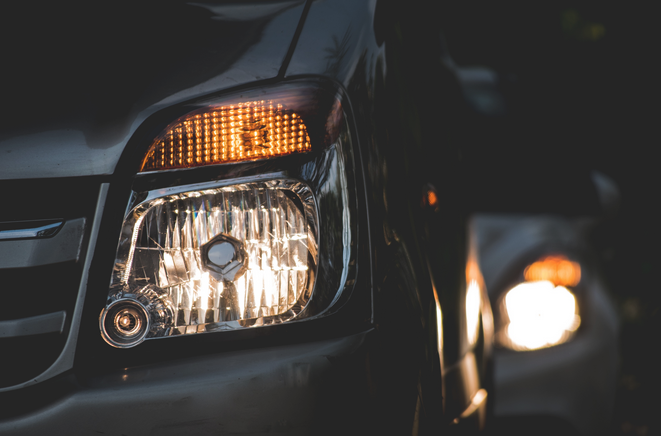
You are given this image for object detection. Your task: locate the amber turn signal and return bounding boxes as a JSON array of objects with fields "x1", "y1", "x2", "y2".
[
  {"x1": 524, "y1": 255, "x2": 581, "y2": 287},
  {"x1": 140, "y1": 100, "x2": 312, "y2": 172}
]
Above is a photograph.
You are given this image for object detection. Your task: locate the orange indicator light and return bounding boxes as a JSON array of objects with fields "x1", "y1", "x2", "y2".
[
  {"x1": 524, "y1": 255, "x2": 581, "y2": 287},
  {"x1": 427, "y1": 190, "x2": 438, "y2": 208},
  {"x1": 140, "y1": 100, "x2": 312, "y2": 172}
]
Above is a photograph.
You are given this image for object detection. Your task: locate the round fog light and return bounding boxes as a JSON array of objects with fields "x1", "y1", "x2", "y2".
[{"x1": 100, "y1": 299, "x2": 150, "y2": 348}]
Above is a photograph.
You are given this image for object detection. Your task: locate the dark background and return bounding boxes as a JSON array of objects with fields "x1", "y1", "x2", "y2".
[{"x1": 437, "y1": 1, "x2": 660, "y2": 434}]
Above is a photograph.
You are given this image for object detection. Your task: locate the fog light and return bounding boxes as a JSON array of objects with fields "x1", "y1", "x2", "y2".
[{"x1": 101, "y1": 299, "x2": 149, "y2": 348}]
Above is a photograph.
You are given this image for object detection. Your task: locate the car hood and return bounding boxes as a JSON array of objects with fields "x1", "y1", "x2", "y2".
[{"x1": 0, "y1": 1, "x2": 305, "y2": 180}]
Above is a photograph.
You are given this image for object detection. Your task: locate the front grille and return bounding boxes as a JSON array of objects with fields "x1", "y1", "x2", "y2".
[
  {"x1": 0, "y1": 178, "x2": 101, "y2": 390},
  {"x1": 0, "y1": 262, "x2": 81, "y2": 387}
]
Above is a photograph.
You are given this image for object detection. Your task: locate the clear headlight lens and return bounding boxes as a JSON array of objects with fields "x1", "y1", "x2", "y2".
[
  {"x1": 101, "y1": 179, "x2": 317, "y2": 347},
  {"x1": 497, "y1": 280, "x2": 581, "y2": 351},
  {"x1": 100, "y1": 80, "x2": 356, "y2": 348}
]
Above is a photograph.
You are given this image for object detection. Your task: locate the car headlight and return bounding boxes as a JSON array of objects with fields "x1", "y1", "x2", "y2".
[
  {"x1": 100, "y1": 80, "x2": 357, "y2": 348},
  {"x1": 496, "y1": 255, "x2": 582, "y2": 351}
]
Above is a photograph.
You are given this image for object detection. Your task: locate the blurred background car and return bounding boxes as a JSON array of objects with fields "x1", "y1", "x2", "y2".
[
  {"x1": 449, "y1": 35, "x2": 621, "y2": 433},
  {"x1": 473, "y1": 175, "x2": 619, "y2": 435},
  {"x1": 440, "y1": 1, "x2": 660, "y2": 434}
]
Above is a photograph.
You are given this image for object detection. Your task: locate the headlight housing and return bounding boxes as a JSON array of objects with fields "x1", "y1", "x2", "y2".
[
  {"x1": 496, "y1": 255, "x2": 582, "y2": 351},
  {"x1": 100, "y1": 80, "x2": 358, "y2": 348}
]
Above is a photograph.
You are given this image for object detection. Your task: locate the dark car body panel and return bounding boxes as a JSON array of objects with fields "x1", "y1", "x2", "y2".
[
  {"x1": 5, "y1": 332, "x2": 375, "y2": 435},
  {"x1": 0, "y1": 1, "x2": 306, "y2": 180}
]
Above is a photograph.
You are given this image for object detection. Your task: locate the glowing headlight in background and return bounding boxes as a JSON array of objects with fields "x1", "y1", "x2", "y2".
[
  {"x1": 101, "y1": 179, "x2": 318, "y2": 348},
  {"x1": 499, "y1": 280, "x2": 580, "y2": 351}
]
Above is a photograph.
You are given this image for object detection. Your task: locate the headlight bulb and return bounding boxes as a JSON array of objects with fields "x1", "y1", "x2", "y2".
[
  {"x1": 101, "y1": 299, "x2": 150, "y2": 348},
  {"x1": 115, "y1": 307, "x2": 142, "y2": 335},
  {"x1": 100, "y1": 286, "x2": 175, "y2": 348},
  {"x1": 201, "y1": 234, "x2": 247, "y2": 282}
]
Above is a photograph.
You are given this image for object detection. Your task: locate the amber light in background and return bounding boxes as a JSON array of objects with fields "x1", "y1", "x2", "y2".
[
  {"x1": 426, "y1": 190, "x2": 438, "y2": 208},
  {"x1": 140, "y1": 100, "x2": 312, "y2": 172},
  {"x1": 524, "y1": 255, "x2": 581, "y2": 287}
]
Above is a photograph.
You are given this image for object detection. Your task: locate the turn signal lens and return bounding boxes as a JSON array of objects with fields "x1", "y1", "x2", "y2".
[
  {"x1": 140, "y1": 101, "x2": 312, "y2": 172},
  {"x1": 498, "y1": 280, "x2": 580, "y2": 351},
  {"x1": 524, "y1": 255, "x2": 581, "y2": 287}
]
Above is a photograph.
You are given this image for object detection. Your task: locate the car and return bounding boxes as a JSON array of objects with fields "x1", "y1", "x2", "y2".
[
  {"x1": 474, "y1": 206, "x2": 619, "y2": 435},
  {"x1": 446, "y1": 37, "x2": 620, "y2": 433},
  {"x1": 448, "y1": 42, "x2": 620, "y2": 433},
  {"x1": 448, "y1": 51, "x2": 620, "y2": 435},
  {"x1": 0, "y1": 1, "x2": 601, "y2": 434}
]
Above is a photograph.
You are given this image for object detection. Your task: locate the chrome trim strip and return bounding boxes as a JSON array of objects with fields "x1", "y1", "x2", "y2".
[
  {"x1": 0, "y1": 218, "x2": 86, "y2": 269},
  {"x1": 0, "y1": 183, "x2": 109, "y2": 392},
  {"x1": 0, "y1": 311, "x2": 66, "y2": 338},
  {"x1": 140, "y1": 171, "x2": 288, "y2": 203},
  {"x1": 0, "y1": 221, "x2": 63, "y2": 240}
]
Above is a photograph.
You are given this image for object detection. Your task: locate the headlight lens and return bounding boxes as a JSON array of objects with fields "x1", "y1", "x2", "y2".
[
  {"x1": 100, "y1": 80, "x2": 356, "y2": 348},
  {"x1": 496, "y1": 255, "x2": 582, "y2": 351},
  {"x1": 102, "y1": 179, "x2": 317, "y2": 346},
  {"x1": 498, "y1": 280, "x2": 580, "y2": 351}
]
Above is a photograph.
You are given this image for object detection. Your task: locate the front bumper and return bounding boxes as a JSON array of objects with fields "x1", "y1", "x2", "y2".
[
  {"x1": 1, "y1": 330, "x2": 375, "y2": 435},
  {"x1": 493, "y1": 275, "x2": 619, "y2": 435}
]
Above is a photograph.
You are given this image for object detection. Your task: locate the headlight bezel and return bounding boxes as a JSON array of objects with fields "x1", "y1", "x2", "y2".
[{"x1": 77, "y1": 78, "x2": 371, "y2": 365}]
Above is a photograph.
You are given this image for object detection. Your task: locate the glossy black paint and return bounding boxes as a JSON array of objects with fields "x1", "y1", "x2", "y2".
[{"x1": 287, "y1": 0, "x2": 492, "y2": 429}]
